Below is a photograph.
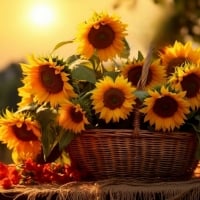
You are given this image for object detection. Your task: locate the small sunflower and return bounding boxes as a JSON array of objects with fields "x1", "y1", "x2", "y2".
[
  {"x1": 91, "y1": 76, "x2": 136, "y2": 123},
  {"x1": 58, "y1": 102, "x2": 89, "y2": 134},
  {"x1": 20, "y1": 55, "x2": 77, "y2": 107},
  {"x1": 140, "y1": 86, "x2": 190, "y2": 132},
  {"x1": 0, "y1": 110, "x2": 41, "y2": 162},
  {"x1": 168, "y1": 63, "x2": 200, "y2": 109},
  {"x1": 159, "y1": 41, "x2": 200, "y2": 75},
  {"x1": 75, "y1": 11, "x2": 127, "y2": 61},
  {"x1": 121, "y1": 59, "x2": 166, "y2": 89}
]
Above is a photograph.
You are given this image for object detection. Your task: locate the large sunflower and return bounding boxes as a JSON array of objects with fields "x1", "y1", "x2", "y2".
[
  {"x1": 168, "y1": 63, "x2": 200, "y2": 110},
  {"x1": 121, "y1": 59, "x2": 166, "y2": 89},
  {"x1": 140, "y1": 86, "x2": 190, "y2": 132},
  {"x1": 0, "y1": 110, "x2": 41, "y2": 162},
  {"x1": 91, "y1": 76, "x2": 136, "y2": 123},
  {"x1": 58, "y1": 102, "x2": 89, "y2": 133},
  {"x1": 159, "y1": 41, "x2": 200, "y2": 75},
  {"x1": 20, "y1": 55, "x2": 77, "y2": 107},
  {"x1": 75, "y1": 11, "x2": 127, "y2": 61}
]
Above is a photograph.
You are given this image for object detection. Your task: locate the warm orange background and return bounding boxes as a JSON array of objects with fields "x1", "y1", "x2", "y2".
[{"x1": 1, "y1": 0, "x2": 168, "y2": 70}]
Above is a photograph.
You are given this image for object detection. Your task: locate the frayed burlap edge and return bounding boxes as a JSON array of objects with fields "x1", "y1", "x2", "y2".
[{"x1": 1, "y1": 178, "x2": 200, "y2": 200}]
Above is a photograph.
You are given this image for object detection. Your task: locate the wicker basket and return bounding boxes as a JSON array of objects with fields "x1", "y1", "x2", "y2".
[
  {"x1": 67, "y1": 129, "x2": 198, "y2": 181},
  {"x1": 67, "y1": 46, "x2": 199, "y2": 181}
]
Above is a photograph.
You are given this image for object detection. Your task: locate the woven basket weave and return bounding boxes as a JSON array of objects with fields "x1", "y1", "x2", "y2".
[
  {"x1": 67, "y1": 129, "x2": 198, "y2": 181},
  {"x1": 67, "y1": 46, "x2": 199, "y2": 181}
]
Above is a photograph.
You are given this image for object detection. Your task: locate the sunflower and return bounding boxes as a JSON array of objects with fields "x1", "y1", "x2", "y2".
[
  {"x1": 58, "y1": 102, "x2": 89, "y2": 133},
  {"x1": 168, "y1": 63, "x2": 200, "y2": 110},
  {"x1": 0, "y1": 110, "x2": 41, "y2": 162},
  {"x1": 121, "y1": 59, "x2": 166, "y2": 89},
  {"x1": 140, "y1": 86, "x2": 190, "y2": 132},
  {"x1": 20, "y1": 55, "x2": 77, "y2": 107},
  {"x1": 159, "y1": 41, "x2": 200, "y2": 75},
  {"x1": 75, "y1": 11, "x2": 127, "y2": 61},
  {"x1": 91, "y1": 76, "x2": 136, "y2": 123},
  {"x1": 17, "y1": 80, "x2": 34, "y2": 108}
]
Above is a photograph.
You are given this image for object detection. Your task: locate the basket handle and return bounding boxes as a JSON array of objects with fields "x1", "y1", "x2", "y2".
[
  {"x1": 133, "y1": 43, "x2": 154, "y2": 136},
  {"x1": 137, "y1": 43, "x2": 154, "y2": 89}
]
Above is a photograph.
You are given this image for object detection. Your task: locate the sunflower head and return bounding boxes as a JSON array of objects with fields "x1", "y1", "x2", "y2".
[
  {"x1": 121, "y1": 59, "x2": 166, "y2": 89},
  {"x1": 91, "y1": 75, "x2": 136, "y2": 124},
  {"x1": 159, "y1": 41, "x2": 200, "y2": 76},
  {"x1": 168, "y1": 63, "x2": 200, "y2": 109},
  {"x1": 75, "y1": 11, "x2": 127, "y2": 61},
  {"x1": 0, "y1": 110, "x2": 41, "y2": 163},
  {"x1": 58, "y1": 101, "x2": 89, "y2": 134},
  {"x1": 140, "y1": 86, "x2": 190, "y2": 132},
  {"x1": 19, "y1": 55, "x2": 77, "y2": 107}
]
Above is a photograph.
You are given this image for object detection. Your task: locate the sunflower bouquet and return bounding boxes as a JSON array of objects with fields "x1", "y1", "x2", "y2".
[{"x1": 0, "y1": 11, "x2": 200, "y2": 186}]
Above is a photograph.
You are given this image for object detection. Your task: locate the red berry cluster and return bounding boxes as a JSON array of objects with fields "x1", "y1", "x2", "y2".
[
  {"x1": 0, "y1": 163, "x2": 21, "y2": 189},
  {"x1": 20, "y1": 159, "x2": 81, "y2": 185},
  {"x1": 0, "y1": 159, "x2": 81, "y2": 189}
]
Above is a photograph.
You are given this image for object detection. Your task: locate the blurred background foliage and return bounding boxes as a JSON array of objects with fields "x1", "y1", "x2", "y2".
[
  {"x1": 113, "y1": 0, "x2": 200, "y2": 46},
  {"x1": 1, "y1": 0, "x2": 200, "y2": 163},
  {"x1": 0, "y1": 63, "x2": 22, "y2": 113},
  {"x1": 153, "y1": 0, "x2": 200, "y2": 46}
]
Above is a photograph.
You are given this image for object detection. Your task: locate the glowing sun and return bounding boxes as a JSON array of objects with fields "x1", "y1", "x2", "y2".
[{"x1": 29, "y1": 3, "x2": 55, "y2": 26}]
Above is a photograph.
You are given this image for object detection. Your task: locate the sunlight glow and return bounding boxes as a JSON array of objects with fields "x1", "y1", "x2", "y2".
[{"x1": 29, "y1": 3, "x2": 55, "y2": 26}]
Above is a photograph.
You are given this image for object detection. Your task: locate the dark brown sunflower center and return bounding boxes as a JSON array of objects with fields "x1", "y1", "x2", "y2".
[
  {"x1": 181, "y1": 73, "x2": 200, "y2": 98},
  {"x1": 153, "y1": 95, "x2": 178, "y2": 118},
  {"x1": 88, "y1": 24, "x2": 115, "y2": 49},
  {"x1": 167, "y1": 57, "x2": 190, "y2": 74},
  {"x1": 70, "y1": 107, "x2": 83, "y2": 123},
  {"x1": 127, "y1": 65, "x2": 152, "y2": 86},
  {"x1": 103, "y1": 88, "x2": 125, "y2": 109},
  {"x1": 12, "y1": 123, "x2": 38, "y2": 141},
  {"x1": 40, "y1": 65, "x2": 63, "y2": 94}
]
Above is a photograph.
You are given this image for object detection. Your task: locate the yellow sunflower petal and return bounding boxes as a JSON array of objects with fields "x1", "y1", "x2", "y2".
[
  {"x1": 141, "y1": 86, "x2": 190, "y2": 132},
  {"x1": 0, "y1": 110, "x2": 42, "y2": 163},
  {"x1": 169, "y1": 63, "x2": 200, "y2": 109},
  {"x1": 58, "y1": 102, "x2": 89, "y2": 134},
  {"x1": 121, "y1": 59, "x2": 166, "y2": 89},
  {"x1": 20, "y1": 55, "x2": 77, "y2": 107},
  {"x1": 91, "y1": 76, "x2": 136, "y2": 123},
  {"x1": 159, "y1": 41, "x2": 200, "y2": 75},
  {"x1": 75, "y1": 11, "x2": 127, "y2": 61}
]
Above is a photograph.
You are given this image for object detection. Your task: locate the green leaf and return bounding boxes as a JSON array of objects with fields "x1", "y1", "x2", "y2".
[
  {"x1": 89, "y1": 55, "x2": 100, "y2": 69},
  {"x1": 36, "y1": 106, "x2": 57, "y2": 127},
  {"x1": 71, "y1": 65, "x2": 96, "y2": 84},
  {"x1": 41, "y1": 123, "x2": 57, "y2": 160},
  {"x1": 58, "y1": 130, "x2": 74, "y2": 151},
  {"x1": 65, "y1": 54, "x2": 80, "y2": 65},
  {"x1": 134, "y1": 90, "x2": 148, "y2": 101},
  {"x1": 120, "y1": 38, "x2": 130, "y2": 58},
  {"x1": 36, "y1": 106, "x2": 58, "y2": 159},
  {"x1": 103, "y1": 71, "x2": 119, "y2": 80},
  {"x1": 51, "y1": 40, "x2": 74, "y2": 53},
  {"x1": 137, "y1": 51, "x2": 144, "y2": 61}
]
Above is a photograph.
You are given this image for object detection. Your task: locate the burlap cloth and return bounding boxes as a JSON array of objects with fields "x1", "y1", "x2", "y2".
[{"x1": 1, "y1": 177, "x2": 200, "y2": 200}]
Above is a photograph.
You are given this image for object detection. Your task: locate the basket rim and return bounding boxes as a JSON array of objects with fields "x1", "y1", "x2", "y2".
[{"x1": 80, "y1": 129, "x2": 197, "y2": 139}]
